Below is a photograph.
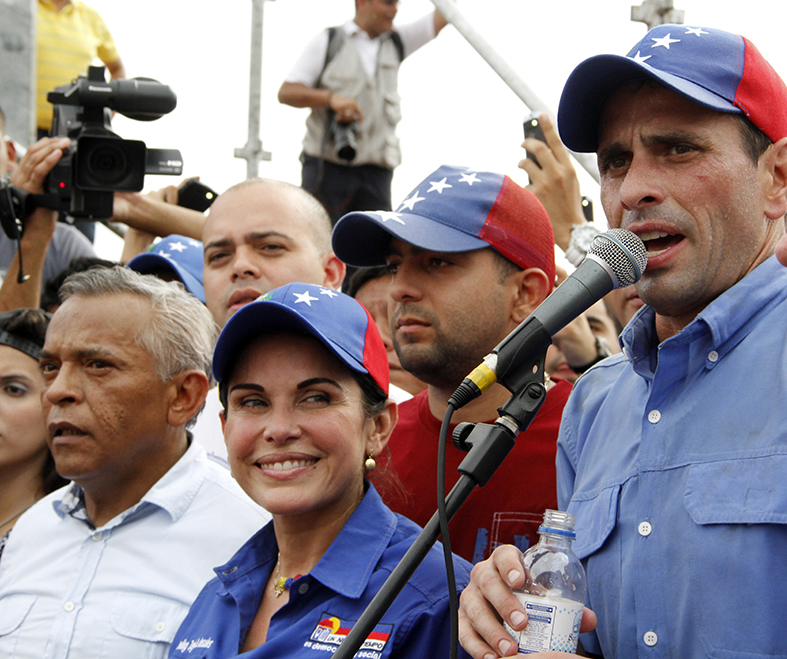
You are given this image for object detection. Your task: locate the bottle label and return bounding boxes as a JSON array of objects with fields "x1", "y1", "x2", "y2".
[{"x1": 504, "y1": 594, "x2": 584, "y2": 654}]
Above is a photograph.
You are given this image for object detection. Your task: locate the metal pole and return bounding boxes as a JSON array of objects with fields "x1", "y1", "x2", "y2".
[
  {"x1": 631, "y1": 0, "x2": 685, "y2": 30},
  {"x1": 428, "y1": 0, "x2": 599, "y2": 184},
  {"x1": 234, "y1": 0, "x2": 273, "y2": 179}
]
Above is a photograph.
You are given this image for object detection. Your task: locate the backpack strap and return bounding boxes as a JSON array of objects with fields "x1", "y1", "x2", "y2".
[
  {"x1": 389, "y1": 30, "x2": 405, "y2": 63},
  {"x1": 317, "y1": 26, "x2": 404, "y2": 89},
  {"x1": 316, "y1": 26, "x2": 346, "y2": 89}
]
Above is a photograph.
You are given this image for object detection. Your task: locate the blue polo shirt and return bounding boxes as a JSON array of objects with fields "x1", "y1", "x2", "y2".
[
  {"x1": 170, "y1": 484, "x2": 472, "y2": 659},
  {"x1": 557, "y1": 255, "x2": 787, "y2": 657}
]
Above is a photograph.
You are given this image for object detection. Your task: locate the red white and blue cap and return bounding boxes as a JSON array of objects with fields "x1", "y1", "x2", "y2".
[
  {"x1": 127, "y1": 234, "x2": 205, "y2": 303},
  {"x1": 331, "y1": 165, "x2": 555, "y2": 289},
  {"x1": 558, "y1": 25, "x2": 787, "y2": 153},
  {"x1": 212, "y1": 282, "x2": 389, "y2": 395}
]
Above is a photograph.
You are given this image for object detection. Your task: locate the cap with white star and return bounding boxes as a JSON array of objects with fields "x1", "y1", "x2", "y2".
[
  {"x1": 127, "y1": 233, "x2": 205, "y2": 303},
  {"x1": 558, "y1": 24, "x2": 787, "y2": 152},
  {"x1": 212, "y1": 282, "x2": 389, "y2": 395},
  {"x1": 331, "y1": 164, "x2": 555, "y2": 287}
]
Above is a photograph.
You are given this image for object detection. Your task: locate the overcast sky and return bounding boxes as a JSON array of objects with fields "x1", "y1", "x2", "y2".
[{"x1": 83, "y1": 0, "x2": 787, "y2": 260}]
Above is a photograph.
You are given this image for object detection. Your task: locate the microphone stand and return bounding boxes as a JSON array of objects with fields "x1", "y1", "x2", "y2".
[{"x1": 333, "y1": 352, "x2": 549, "y2": 659}]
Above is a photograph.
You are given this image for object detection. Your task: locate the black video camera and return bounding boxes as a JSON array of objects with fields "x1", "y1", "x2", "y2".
[{"x1": 45, "y1": 65, "x2": 183, "y2": 219}]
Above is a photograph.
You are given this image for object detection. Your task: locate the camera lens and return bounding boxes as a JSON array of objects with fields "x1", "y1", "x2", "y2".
[
  {"x1": 332, "y1": 120, "x2": 357, "y2": 162},
  {"x1": 75, "y1": 136, "x2": 146, "y2": 192},
  {"x1": 87, "y1": 145, "x2": 128, "y2": 185}
]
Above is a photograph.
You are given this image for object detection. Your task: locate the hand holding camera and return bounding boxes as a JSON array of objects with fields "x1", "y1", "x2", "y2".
[
  {"x1": 327, "y1": 94, "x2": 362, "y2": 162},
  {"x1": 328, "y1": 94, "x2": 363, "y2": 124},
  {"x1": 10, "y1": 137, "x2": 70, "y2": 196}
]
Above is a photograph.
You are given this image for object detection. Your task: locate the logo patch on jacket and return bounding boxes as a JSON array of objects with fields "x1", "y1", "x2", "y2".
[{"x1": 304, "y1": 612, "x2": 392, "y2": 656}]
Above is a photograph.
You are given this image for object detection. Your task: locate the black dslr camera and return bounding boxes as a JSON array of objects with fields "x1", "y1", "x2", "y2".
[
  {"x1": 331, "y1": 117, "x2": 358, "y2": 162},
  {"x1": 44, "y1": 65, "x2": 183, "y2": 219}
]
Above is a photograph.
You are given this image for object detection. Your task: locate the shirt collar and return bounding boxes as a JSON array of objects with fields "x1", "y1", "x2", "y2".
[
  {"x1": 52, "y1": 437, "x2": 206, "y2": 529},
  {"x1": 622, "y1": 255, "x2": 787, "y2": 367},
  {"x1": 130, "y1": 437, "x2": 206, "y2": 522},
  {"x1": 310, "y1": 483, "x2": 397, "y2": 598},
  {"x1": 213, "y1": 483, "x2": 397, "y2": 599},
  {"x1": 346, "y1": 19, "x2": 389, "y2": 43},
  {"x1": 214, "y1": 523, "x2": 276, "y2": 585},
  {"x1": 53, "y1": 482, "x2": 87, "y2": 520},
  {"x1": 40, "y1": 0, "x2": 74, "y2": 12}
]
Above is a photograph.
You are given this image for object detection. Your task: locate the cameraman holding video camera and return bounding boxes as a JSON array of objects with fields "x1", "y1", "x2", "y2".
[
  {"x1": 0, "y1": 66, "x2": 207, "y2": 311},
  {"x1": 278, "y1": 0, "x2": 453, "y2": 225},
  {"x1": 0, "y1": 123, "x2": 96, "y2": 312}
]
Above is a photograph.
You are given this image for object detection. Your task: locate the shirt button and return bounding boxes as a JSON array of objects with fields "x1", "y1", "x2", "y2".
[
  {"x1": 648, "y1": 410, "x2": 661, "y2": 424},
  {"x1": 638, "y1": 521, "x2": 652, "y2": 537},
  {"x1": 643, "y1": 631, "x2": 658, "y2": 646},
  {"x1": 298, "y1": 583, "x2": 309, "y2": 594},
  {"x1": 92, "y1": 532, "x2": 103, "y2": 542},
  {"x1": 708, "y1": 350, "x2": 719, "y2": 363},
  {"x1": 155, "y1": 622, "x2": 166, "y2": 633},
  {"x1": 64, "y1": 601, "x2": 75, "y2": 612}
]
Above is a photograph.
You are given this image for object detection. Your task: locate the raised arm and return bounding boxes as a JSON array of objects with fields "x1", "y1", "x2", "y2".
[
  {"x1": 519, "y1": 113, "x2": 588, "y2": 252},
  {"x1": 0, "y1": 137, "x2": 70, "y2": 311}
]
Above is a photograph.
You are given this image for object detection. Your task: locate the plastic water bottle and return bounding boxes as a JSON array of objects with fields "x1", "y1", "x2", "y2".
[{"x1": 504, "y1": 509, "x2": 587, "y2": 654}]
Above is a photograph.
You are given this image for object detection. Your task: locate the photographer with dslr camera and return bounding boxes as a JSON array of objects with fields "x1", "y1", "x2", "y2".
[{"x1": 278, "y1": 0, "x2": 453, "y2": 225}]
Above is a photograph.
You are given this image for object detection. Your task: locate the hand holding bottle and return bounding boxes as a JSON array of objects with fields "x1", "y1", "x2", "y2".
[
  {"x1": 505, "y1": 510, "x2": 586, "y2": 653},
  {"x1": 458, "y1": 525, "x2": 597, "y2": 658}
]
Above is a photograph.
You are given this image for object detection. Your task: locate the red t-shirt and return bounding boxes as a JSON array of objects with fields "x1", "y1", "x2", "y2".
[{"x1": 379, "y1": 379, "x2": 571, "y2": 563}]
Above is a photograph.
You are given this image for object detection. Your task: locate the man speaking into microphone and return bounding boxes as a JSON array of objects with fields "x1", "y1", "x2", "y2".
[
  {"x1": 459, "y1": 25, "x2": 787, "y2": 659},
  {"x1": 332, "y1": 164, "x2": 578, "y2": 564}
]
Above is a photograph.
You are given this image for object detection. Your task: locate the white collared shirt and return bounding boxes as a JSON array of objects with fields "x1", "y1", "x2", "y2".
[
  {"x1": 285, "y1": 14, "x2": 436, "y2": 85},
  {"x1": 0, "y1": 441, "x2": 269, "y2": 659}
]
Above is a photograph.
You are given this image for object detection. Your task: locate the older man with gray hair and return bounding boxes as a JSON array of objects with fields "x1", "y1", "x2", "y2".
[{"x1": 0, "y1": 267, "x2": 268, "y2": 658}]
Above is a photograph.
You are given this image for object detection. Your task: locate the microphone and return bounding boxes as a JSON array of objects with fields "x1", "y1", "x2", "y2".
[{"x1": 449, "y1": 228, "x2": 647, "y2": 408}]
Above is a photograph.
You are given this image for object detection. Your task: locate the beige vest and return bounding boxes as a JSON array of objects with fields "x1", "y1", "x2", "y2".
[{"x1": 303, "y1": 33, "x2": 402, "y2": 169}]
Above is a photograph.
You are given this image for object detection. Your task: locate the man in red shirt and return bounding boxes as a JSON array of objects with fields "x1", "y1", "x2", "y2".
[{"x1": 332, "y1": 164, "x2": 571, "y2": 562}]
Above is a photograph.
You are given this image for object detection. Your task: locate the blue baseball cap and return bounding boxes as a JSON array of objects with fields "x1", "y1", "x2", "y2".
[
  {"x1": 212, "y1": 282, "x2": 389, "y2": 396},
  {"x1": 331, "y1": 165, "x2": 555, "y2": 288},
  {"x1": 558, "y1": 25, "x2": 787, "y2": 153},
  {"x1": 127, "y1": 234, "x2": 205, "y2": 303}
]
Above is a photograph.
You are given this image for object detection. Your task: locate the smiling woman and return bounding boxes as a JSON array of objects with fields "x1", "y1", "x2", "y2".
[
  {"x1": 168, "y1": 281, "x2": 474, "y2": 659},
  {"x1": 0, "y1": 309, "x2": 67, "y2": 559}
]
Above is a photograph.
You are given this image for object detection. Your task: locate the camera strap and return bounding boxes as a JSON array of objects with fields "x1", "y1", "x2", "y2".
[{"x1": 0, "y1": 183, "x2": 61, "y2": 283}]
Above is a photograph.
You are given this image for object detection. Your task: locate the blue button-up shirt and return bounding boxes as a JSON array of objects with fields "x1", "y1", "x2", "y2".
[
  {"x1": 170, "y1": 483, "x2": 473, "y2": 659},
  {"x1": 557, "y1": 256, "x2": 787, "y2": 658},
  {"x1": 0, "y1": 441, "x2": 269, "y2": 659}
]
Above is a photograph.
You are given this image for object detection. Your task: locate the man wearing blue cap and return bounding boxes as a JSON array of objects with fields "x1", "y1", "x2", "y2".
[
  {"x1": 332, "y1": 164, "x2": 572, "y2": 565},
  {"x1": 127, "y1": 234, "x2": 206, "y2": 303},
  {"x1": 459, "y1": 25, "x2": 787, "y2": 659}
]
